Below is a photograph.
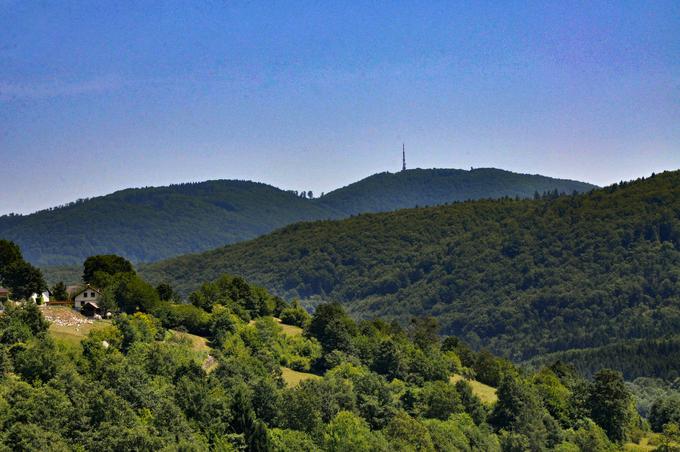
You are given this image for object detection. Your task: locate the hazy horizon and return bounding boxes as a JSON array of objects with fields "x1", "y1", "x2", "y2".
[{"x1": 2, "y1": 1, "x2": 679, "y2": 215}]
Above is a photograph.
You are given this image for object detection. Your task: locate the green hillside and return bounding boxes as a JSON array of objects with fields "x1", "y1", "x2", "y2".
[
  {"x1": 143, "y1": 170, "x2": 680, "y2": 361},
  {"x1": 527, "y1": 337, "x2": 680, "y2": 381},
  {"x1": 1, "y1": 180, "x2": 337, "y2": 266},
  {"x1": 317, "y1": 167, "x2": 595, "y2": 215},
  {"x1": 2, "y1": 168, "x2": 594, "y2": 266}
]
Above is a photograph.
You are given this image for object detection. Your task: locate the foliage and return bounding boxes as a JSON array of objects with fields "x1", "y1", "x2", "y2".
[
  {"x1": 627, "y1": 378, "x2": 680, "y2": 419},
  {"x1": 307, "y1": 302, "x2": 357, "y2": 355},
  {"x1": 144, "y1": 171, "x2": 680, "y2": 364},
  {"x1": 156, "y1": 282, "x2": 176, "y2": 301},
  {"x1": 489, "y1": 375, "x2": 550, "y2": 450},
  {"x1": 110, "y1": 274, "x2": 160, "y2": 314},
  {"x1": 587, "y1": 369, "x2": 633, "y2": 443},
  {"x1": 650, "y1": 395, "x2": 680, "y2": 432},
  {"x1": 317, "y1": 168, "x2": 594, "y2": 216},
  {"x1": 279, "y1": 302, "x2": 311, "y2": 328},
  {"x1": 189, "y1": 274, "x2": 275, "y2": 319},
  {"x1": 0, "y1": 241, "x2": 46, "y2": 300},
  {"x1": 529, "y1": 337, "x2": 680, "y2": 381},
  {"x1": 4, "y1": 169, "x2": 592, "y2": 267},
  {"x1": 50, "y1": 281, "x2": 68, "y2": 301},
  {"x1": 83, "y1": 254, "x2": 135, "y2": 285},
  {"x1": 1, "y1": 260, "x2": 46, "y2": 300},
  {"x1": 0, "y1": 239, "x2": 22, "y2": 269},
  {"x1": 0, "y1": 252, "x2": 666, "y2": 451}
]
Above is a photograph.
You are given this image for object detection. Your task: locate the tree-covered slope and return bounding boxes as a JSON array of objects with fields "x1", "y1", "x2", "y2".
[
  {"x1": 143, "y1": 170, "x2": 680, "y2": 361},
  {"x1": 3, "y1": 168, "x2": 595, "y2": 267},
  {"x1": 318, "y1": 168, "x2": 595, "y2": 215},
  {"x1": 0, "y1": 180, "x2": 337, "y2": 266},
  {"x1": 527, "y1": 336, "x2": 680, "y2": 381}
]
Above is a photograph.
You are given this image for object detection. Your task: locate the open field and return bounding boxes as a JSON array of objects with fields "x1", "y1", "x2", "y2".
[
  {"x1": 279, "y1": 322, "x2": 303, "y2": 337},
  {"x1": 248, "y1": 317, "x2": 304, "y2": 337},
  {"x1": 171, "y1": 330, "x2": 210, "y2": 353},
  {"x1": 450, "y1": 374, "x2": 498, "y2": 405},
  {"x1": 281, "y1": 366, "x2": 321, "y2": 387},
  {"x1": 42, "y1": 306, "x2": 110, "y2": 346},
  {"x1": 169, "y1": 330, "x2": 218, "y2": 372}
]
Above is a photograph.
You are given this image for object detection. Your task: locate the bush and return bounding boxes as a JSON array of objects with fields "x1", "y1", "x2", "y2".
[
  {"x1": 279, "y1": 306, "x2": 310, "y2": 328},
  {"x1": 153, "y1": 303, "x2": 211, "y2": 336}
]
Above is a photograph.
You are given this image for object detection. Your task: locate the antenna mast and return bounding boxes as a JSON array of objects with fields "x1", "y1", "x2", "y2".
[{"x1": 402, "y1": 143, "x2": 406, "y2": 171}]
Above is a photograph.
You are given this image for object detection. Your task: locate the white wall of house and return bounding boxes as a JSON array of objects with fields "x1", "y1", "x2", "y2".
[{"x1": 74, "y1": 290, "x2": 100, "y2": 309}]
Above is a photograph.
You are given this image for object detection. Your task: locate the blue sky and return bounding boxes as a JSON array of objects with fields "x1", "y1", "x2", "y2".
[{"x1": 1, "y1": 1, "x2": 679, "y2": 214}]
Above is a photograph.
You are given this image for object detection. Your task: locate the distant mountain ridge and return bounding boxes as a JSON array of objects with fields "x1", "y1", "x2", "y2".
[
  {"x1": 318, "y1": 168, "x2": 595, "y2": 215},
  {"x1": 1, "y1": 168, "x2": 595, "y2": 266}
]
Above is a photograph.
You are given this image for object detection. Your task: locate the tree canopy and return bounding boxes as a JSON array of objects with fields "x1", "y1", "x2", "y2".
[
  {"x1": 2, "y1": 169, "x2": 593, "y2": 266},
  {"x1": 143, "y1": 170, "x2": 680, "y2": 364}
]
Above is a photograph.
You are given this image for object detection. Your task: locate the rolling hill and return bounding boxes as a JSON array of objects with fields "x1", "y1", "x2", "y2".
[
  {"x1": 316, "y1": 167, "x2": 595, "y2": 215},
  {"x1": 2, "y1": 168, "x2": 594, "y2": 266},
  {"x1": 141, "y1": 170, "x2": 680, "y2": 361},
  {"x1": 1, "y1": 180, "x2": 336, "y2": 266}
]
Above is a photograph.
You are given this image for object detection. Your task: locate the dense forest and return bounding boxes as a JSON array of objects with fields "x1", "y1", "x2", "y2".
[
  {"x1": 0, "y1": 180, "x2": 334, "y2": 266},
  {"x1": 317, "y1": 168, "x2": 595, "y2": 215},
  {"x1": 142, "y1": 170, "x2": 680, "y2": 363},
  {"x1": 529, "y1": 337, "x2": 680, "y2": 381},
  {"x1": 1, "y1": 168, "x2": 593, "y2": 266},
  {"x1": 1, "y1": 250, "x2": 670, "y2": 451}
]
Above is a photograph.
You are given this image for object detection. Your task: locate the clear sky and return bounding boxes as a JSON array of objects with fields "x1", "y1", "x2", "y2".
[{"x1": 1, "y1": 1, "x2": 679, "y2": 215}]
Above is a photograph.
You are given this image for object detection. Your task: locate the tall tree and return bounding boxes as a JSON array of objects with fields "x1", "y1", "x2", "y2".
[
  {"x1": 51, "y1": 282, "x2": 68, "y2": 301},
  {"x1": 587, "y1": 369, "x2": 632, "y2": 443},
  {"x1": 0, "y1": 239, "x2": 22, "y2": 274},
  {"x1": 83, "y1": 255, "x2": 135, "y2": 285},
  {"x1": 155, "y1": 283, "x2": 175, "y2": 302},
  {"x1": 490, "y1": 376, "x2": 550, "y2": 450},
  {"x1": 307, "y1": 303, "x2": 357, "y2": 354},
  {"x1": 2, "y1": 260, "x2": 46, "y2": 300},
  {"x1": 409, "y1": 317, "x2": 440, "y2": 351}
]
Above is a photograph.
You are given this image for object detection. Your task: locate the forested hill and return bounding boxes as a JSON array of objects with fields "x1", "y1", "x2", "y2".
[
  {"x1": 143, "y1": 170, "x2": 680, "y2": 361},
  {"x1": 2, "y1": 168, "x2": 594, "y2": 266},
  {"x1": 316, "y1": 168, "x2": 595, "y2": 215},
  {"x1": 0, "y1": 180, "x2": 336, "y2": 266}
]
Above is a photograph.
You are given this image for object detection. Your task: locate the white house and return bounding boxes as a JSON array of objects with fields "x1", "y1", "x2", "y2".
[
  {"x1": 28, "y1": 290, "x2": 51, "y2": 304},
  {"x1": 73, "y1": 285, "x2": 102, "y2": 310}
]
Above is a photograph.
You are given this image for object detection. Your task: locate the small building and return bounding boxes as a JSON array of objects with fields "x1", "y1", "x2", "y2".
[
  {"x1": 0, "y1": 287, "x2": 9, "y2": 301},
  {"x1": 73, "y1": 285, "x2": 102, "y2": 310},
  {"x1": 81, "y1": 301, "x2": 101, "y2": 317},
  {"x1": 28, "y1": 290, "x2": 51, "y2": 304}
]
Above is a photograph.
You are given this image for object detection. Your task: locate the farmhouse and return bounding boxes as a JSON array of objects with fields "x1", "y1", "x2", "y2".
[
  {"x1": 0, "y1": 287, "x2": 9, "y2": 301},
  {"x1": 73, "y1": 285, "x2": 102, "y2": 310}
]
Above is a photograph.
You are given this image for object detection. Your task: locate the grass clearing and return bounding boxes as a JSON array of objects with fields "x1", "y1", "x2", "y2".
[
  {"x1": 450, "y1": 374, "x2": 498, "y2": 405},
  {"x1": 169, "y1": 330, "x2": 217, "y2": 372},
  {"x1": 624, "y1": 433, "x2": 664, "y2": 451},
  {"x1": 49, "y1": 322, "x2": 109, "y2": 347},
  {"x1": 248, "y1": 317, "x2": 304, "y2": 337},
  {"x1": 281, "y1": 367, "x2": 321, "y2": 387},
  {"x1": 279, "y1": 322, "x2": 303, "y2": 337},
  {"x1": 43, "y1": 306, "x2": 110, "y2": 347},
  {"x1": 171, "y1": 330, "x2": 210, "y2": 353}
]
